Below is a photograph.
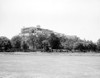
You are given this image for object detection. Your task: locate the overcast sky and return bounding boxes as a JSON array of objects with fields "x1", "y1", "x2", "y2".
[{"x1": 0, "y1": 0, "x2": 100, "y2": 42}]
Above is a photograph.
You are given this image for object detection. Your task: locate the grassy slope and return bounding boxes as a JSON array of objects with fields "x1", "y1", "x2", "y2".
[{"x1": 0, "y1": 52, "x2": 100, "y2": 78}]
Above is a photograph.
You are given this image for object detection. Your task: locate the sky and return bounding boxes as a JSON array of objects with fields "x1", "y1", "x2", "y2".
[{"x1": 0, "y1": 0, "x2": 100, "y2": 42}]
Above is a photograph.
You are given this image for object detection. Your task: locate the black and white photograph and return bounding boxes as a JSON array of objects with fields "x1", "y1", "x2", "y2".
[{"x1": 0, "y1": 0, "x2": 100, "y2": 78}]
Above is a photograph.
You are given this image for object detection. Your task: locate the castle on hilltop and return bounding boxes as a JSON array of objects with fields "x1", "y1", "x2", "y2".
[
  {"x1": 19, "y1": 25, "x2": 79, "y2": 41},
  {"x1": 19, "y1": 25, "x2": 53, "y2": 37}
]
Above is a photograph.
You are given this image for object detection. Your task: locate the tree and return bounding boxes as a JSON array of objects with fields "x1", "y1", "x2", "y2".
[
  {"x1": 27, "y1": 34, "x2": 38, "y2": 51},
  {"x1": 97, "y1": 39, "x2": 100, "y2": 52},
  {"x1": 73, "y1": 42, "x2": 85, "y2": 52},
  {"x1": 85, "y1": 41, "x2": 97, "y2": 52},
  {"x1": 21, "y1": 40, "x2": 29, "y2": 52},
  {"x1": 36, "y1": 34, "x2": 47, "y2": 49},
  {"x1": 11, "y1": 35, "x2": 22, "y2": 51},
  {"x1": 48, "y1": 33, "x2": 61, "y2": 49},
  {"x1": 60, "y1": 36, "x2": 80, "y2": 51},
  {"x1": 73, "y1": 40, "x2": 97, "y2": 52},
  {"x1": 0, "y1": 36, "x2": 12, "y2": 52},
  {"x1": 42, "y1": 40, "x2": 50, "y2": 52},
  {"x1": 64, "y1": 38, "x2": 75, "y2": 51},
  {"x1": 59, "y1": 35, "x2": 68, "y2": 49}
]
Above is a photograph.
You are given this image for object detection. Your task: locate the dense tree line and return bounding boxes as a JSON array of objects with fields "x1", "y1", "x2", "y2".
[{"x1": 0, "y1": 30, "x2": 100, "y2": 52}]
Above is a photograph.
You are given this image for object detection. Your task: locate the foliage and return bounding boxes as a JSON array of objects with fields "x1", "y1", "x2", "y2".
[
  {"x1": 42, "y1": 40, "x2": 50, "y2": 52},
  {"x1": 36, "y1": 34, "x2": 47, "y2": 49},
  {"x1": 48, "y1": 33, "x2": 61, "y2": 49},
  {"x1": 11, "y1": 35, "x2": 22, "y2": 51},
  {"x1": 97, "y1": 39, "x2": 100, "y2": 51},
  {"x1": 73, "y1": 42, "x2": 85, "y2": 52},
  {"x1": 73, "y1": 41, "x2": 97, "y2": 52},
  {"x1": 27, "y1": 34, "x2": 38, "y2": 51},
  {"x1": 60, "y1": 36, "x2": 80, "y2": 51},
  {"x1": 0, "y1": 36, "x2": 12, "y2": 52},
  {"x1": 21, "y1": 40, "x2": 29, "y2": 52},
  {"x1": 85, "y1": 41, "x2": 97, "y2": 52},
  {"x1": 0, "y1": 26, "x2": 99, "y2": 52}
]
